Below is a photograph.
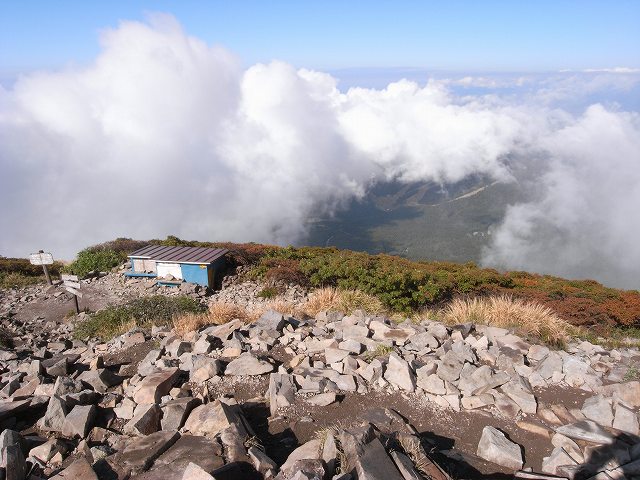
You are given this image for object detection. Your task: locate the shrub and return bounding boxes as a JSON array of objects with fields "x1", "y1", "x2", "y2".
[
  {"x1": 302, "y1": 287, "x2": 387, "y2": 317},
  {"x1": 66, "y1": 248, "x2": 125, "y2": 278},
  {"x1": 257, "y1": 287, "x2": 280, "y2": 299},
  {"x1": 0, "y1": 256, "x2": 64, "y2": 288},
  {"x1": 74, "y1": 295, "x2": 205, "y2": 340}
]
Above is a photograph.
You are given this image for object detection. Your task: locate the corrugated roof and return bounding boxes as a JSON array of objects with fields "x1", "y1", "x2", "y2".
[{"x1": 128, "y1": 245, "x2": 228, "y2": 264}]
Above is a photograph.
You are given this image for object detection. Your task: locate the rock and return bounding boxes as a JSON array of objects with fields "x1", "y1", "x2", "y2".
[
  {"x1": 181, "y1": 462, "x2": 214, "y2": 479},
  {"x1": 476, "y1": 426, "x2": 523, "y2": 470},
  {"x1": 254, "y1": 309, "x2": 286, "y2": 332},
  {"x1": 115, "y1": 430, "x2": 180, "y2": 474},
  {"x1": 77, "y1": 368, "x2": 121, "y2": 393},
  {"x1": 62, "y1": 404, "x2": 96, "y2": 438},
  {"x1": 124, "y1": 403, "x2": 161, "y2": 436},
  {"x1": 437, "y1": 351, "x2": 464, "y2": 382},
  {"x1": 248, "y1": 446, "x2": 278, "y2": 477},
  {"x1": 150, "y1": 434, "x2": 224, "y2": 479},
  {"x1": 190, "y1": 357, "x2": 222, "y2": 383},
  {"x1": 224, "y1": 352, "x2": 274, "y2": 376},
  {"x1": 555, "y1": 420, "x2": 616, "y2": 444},
  {"x1": 3, "y1": 444, "x2": 26, "y2": 480},
  {"x1": 390, "y1": 450, "x2": 423, "y2": 480},
  {"x1": 183, "y1": 399, "x2": 241, "y2": 436},
  {"x1": 39, "y1": 395, "x2": 68, "y2": 432},
  {"x1": 50, "y1": 457, "x2": 98, "y2": 479},
  {"x1": 280, "y1": 439, "x2": 322, "y2": 474},
  {"x1": 383, "y1": 354, "x2": 415, "y2": 392},
  {"x1": 527, "y1": 344, "x2": 550, "y2": 362},
  {"x1": 598, "y1": 381, "x2": 640, "y2": 408},
  {"x1": 29, "y1": 438, "x2": 68, "y2": 463},
  {"x1": 612, "y1": 402, "x2": 639, "y2": 435},
  {"x1": 541, "y1": 447, "x2": 577, "y2": 475},
  {"x1": 353, "y1": 436, "x2": 404, "y2": 480},
  {"x1": 306, "y1": 392, "x2": 337, "y2": 406},
  {"x1": 535, "y1": 352, "x2": 563, "y2": 380},
  {"x1": 417, "y1": 373, "x2": 446, "y2": 395},
  {"x1": 268, "y1": 373, "x2": 296, "y2": 416},
  {"x1": 581, "y1": 395, "x2": 613, "y2": 427},
  {"x1": 325, "y1": 347, "x2": 351, "y2": 364},
  {"x1": 133, "y1": 368, "x2": 179, "y2": 404},
  {"x1": 501, "y1": 376, "x2": 537, "y2": 414},
  {"x1": 161, "y1": 397, "x2": 201, "y2": 431}
]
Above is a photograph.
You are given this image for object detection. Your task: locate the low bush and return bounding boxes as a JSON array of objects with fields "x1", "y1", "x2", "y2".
[
  {"x1": 74, "y1": 295, "x2": 206, "y2": 340},
  {"x1": 0, "y1": 328, "x2": 13, "y2": 349},
  {"x1": 0, "y1": 256, "x2": 64, "y2": 288},
  {"x1": 65, "y1": 248, "x2": 125, "y2": 278}
]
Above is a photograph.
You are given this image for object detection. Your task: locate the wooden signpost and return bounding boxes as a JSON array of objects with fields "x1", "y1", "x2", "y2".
[
  {"x1": 62, "y1": 274, "x2": 82, "y2": 313},
  {"x1": 29, "y1": 250, "x2": 54, "y2": 285}
]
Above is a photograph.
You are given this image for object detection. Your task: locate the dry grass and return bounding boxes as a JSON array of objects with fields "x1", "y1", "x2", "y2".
[
  {"x1": 173, "y1": 301, "x2": 248, "y2": 335},
  {"x1": 302, "y1": 287, "x2": 387, "y2": 317},
  {"x1": 439, "y1": 295, "x2": 572, "y2": 346}
]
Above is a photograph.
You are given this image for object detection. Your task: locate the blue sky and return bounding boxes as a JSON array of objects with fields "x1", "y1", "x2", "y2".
[{"x1": 1, "y1": 0, "x2": 639, "y2": 76}]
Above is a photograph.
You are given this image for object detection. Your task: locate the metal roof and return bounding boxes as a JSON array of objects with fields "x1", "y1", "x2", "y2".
[{"x1": 128, "y1": 245, "x2": 228, "y2": 264}]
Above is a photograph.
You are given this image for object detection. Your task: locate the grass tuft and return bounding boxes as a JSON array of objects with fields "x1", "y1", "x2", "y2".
[
  {"x1": 173, "y1": 301, "x2": 248, "y2": 335},
  {"x1": 439, "y1": 295, "x2": 571, "y2": 346},
  {"x1": 303, "y1": 287, "x2": 387, "y2": 317}
]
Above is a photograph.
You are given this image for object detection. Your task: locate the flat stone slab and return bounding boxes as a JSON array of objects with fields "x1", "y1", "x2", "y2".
[
  {"x1": 555, "y1": 420, "x2": 616, "y2": 445},
  {"x1": 305, "y1": 392, "x2": 337, "y2": 406},
  {"x1": 224, "y1": 352, "x2": 274, "y2": 376},
  {"x1": 142, "y1": 434, "x2": 224, "y2": 480},
  {"x1": 114, "y1": 430, "x2": 180, "y2": 474}
]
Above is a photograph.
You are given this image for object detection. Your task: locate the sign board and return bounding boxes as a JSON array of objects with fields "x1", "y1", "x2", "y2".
[
  {"x1": 29, "y1": 252, "x2": 54, "y2": 265},
  {"x1": 65, "y1": 286, "x2": 83, "y2": 298}
]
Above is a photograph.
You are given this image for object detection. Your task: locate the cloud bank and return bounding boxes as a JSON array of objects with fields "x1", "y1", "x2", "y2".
[{"x1": 1, "y1": 15, "x2": 639, "y2": 288}]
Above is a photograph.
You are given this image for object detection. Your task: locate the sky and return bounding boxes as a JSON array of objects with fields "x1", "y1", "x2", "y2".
[
  {"x1": 1, "y1": 3, "x2": 639, "y2": 289},
  {"x1": 1, "y1": 1, "x2": 639, "y2": 78}
]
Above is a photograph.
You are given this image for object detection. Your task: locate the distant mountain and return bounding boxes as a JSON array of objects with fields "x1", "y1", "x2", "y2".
[{"x1": 303, "y1": 174, "x2": 528, "y2": 263}]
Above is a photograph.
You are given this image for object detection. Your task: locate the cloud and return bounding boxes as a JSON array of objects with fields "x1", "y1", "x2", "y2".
[
  {"x1": 1, "y1": 15, "x2": 639, "y2": 290},
  {"x1": 481, "y1": 105, "x2": 640, "y2": 289}
]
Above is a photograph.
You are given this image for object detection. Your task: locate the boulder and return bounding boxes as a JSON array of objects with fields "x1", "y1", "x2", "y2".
[
  {"x1": 62, "y1": 404, "x2": 96, "y2": 438},
  {"x1": 476, "y1": 426, "x2": 523, "y2": 470},
  {"x1": 383, "y1": 354, "x2": 415, "y2": 392},
  {"x1": 133, "y1": 368, "x2": 179, "y2": 405},
  {"x1": 183, "y1": 399, "x2": 241, "y2": 437},
  {"x1": 224, "y1": 352, "x2": 274, "y2": 376},
  {"x1": 124, "y1": 404, "x2": 161, "y2": 436}
]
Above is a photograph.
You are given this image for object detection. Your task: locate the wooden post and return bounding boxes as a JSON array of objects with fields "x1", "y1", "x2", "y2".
[
  {"x1": 73, "y1": 294, "x2": 80, "y2": 314},
  {"x1": 39, "y1": 250, "x2": 52, "y2": 285}
]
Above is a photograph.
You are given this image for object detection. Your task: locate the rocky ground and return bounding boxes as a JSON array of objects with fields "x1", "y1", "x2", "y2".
[{"x1": 0, "y1": 273, "x2": 639, "y2": 480}]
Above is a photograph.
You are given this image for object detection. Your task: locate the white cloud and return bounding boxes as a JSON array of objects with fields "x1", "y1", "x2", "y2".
[{"x1": 1, "y1": 16, "x2": 639, "y2": 290}]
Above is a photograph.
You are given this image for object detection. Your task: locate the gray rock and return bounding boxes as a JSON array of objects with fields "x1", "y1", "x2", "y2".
[
  {"x1": 280, "y1": 439, "x2": 323, "y2": 474},
  {"x1": 224, "y1": 352, "x2": 274, "y2": 376},
  {"x1": 383, "y1": 354, "x2": 415, "y2": 392},
  {"x1": 436, "y1": 350, "x2": 464, "y2": 382},
  {"x1": 417, "y1": 373, "x2": 446, "y2": 395},
  {"x1": 133, "y1": 368, "x2": 179, "y2": 404},
  {"x1": 268, "y1": 373, "x2": 296, "y2": 416},
  {"x1": 183, "y1": 399, "x2": 241, "y2": 436},
  {"x1": 62, "y1": 404, "x2": 96, "y2": 438},
  {"x1": 390, "y1": 450, "x2": 422, "y2": 480},
  {"x1": 612, "y1": 402, "x2": 639, "y2": 435},
  {"x1": 541, "y1": 446, "x2": 578, "y2": 475},
  {"x1": 501, "y1": 376, "x2": 537, "y2": 414},
  {"x1": 49, "y1": 457, "x2": 98, "y2": 479},
  {"x1": 306, "y1": 393, "x2": 337, "y2": 406},
  {"x1": 248, "y1": 446, "x2": 278, "y2": 477},
  {"x1": 181, "y1": 462, "x2": 214, "y2": 479},
  {"x1": 161, "y1": 397, "x2": 201, "y2": 431},
  {"x1": 39, "y1": 395, "x2": 68, "y2": 432},
  {"x1": 581, "y1": 395, "x2": 613, "y2": 427},
  {"x1": 76, "y1": 368, "x2": 121, "y2": 393},
  {"x1": 535, "y1": 352, "x2": 563, "y2": 380},
  {"x1": 254, "y1": 310, "x2": 286, "y2": 332},
  {"x1": 555, "y1": 420, "x2": 616, "y2": 444},
  {"x1": 124, "y1": 403, "x2": 161, "y2": 436},
  {"x1": 3, "y1": 444, "x2": 26, "y2": 480},
  {"x1": 115, "y1": 430, "x2": 180, "y2": 474},
  {"x1": 476, "y1": 426, "x2": 523, "y2": 470},
  {"x1": 150, "y1": 434, "x2": 224, "y2": 479},
  {"x1": 325, "y1": 347, "x2": 350, "y2": 364},
  {"x1": 190, "y1": 357, "x2": 222, "y2": 382}
]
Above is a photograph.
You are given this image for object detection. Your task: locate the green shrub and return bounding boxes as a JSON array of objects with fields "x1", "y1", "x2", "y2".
[
  {"x1": 0, "y1": 256, "x2": 64, "y2": 288},
  {"x1": 66, "y1": 248, "x2": 125, "y2": 278},
  {"x1": 257, "y1": 287, "x2": 279, "y2": 299},
  {"x1": 74, "y1": 295, "x2": 206, "y2": 341}
]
